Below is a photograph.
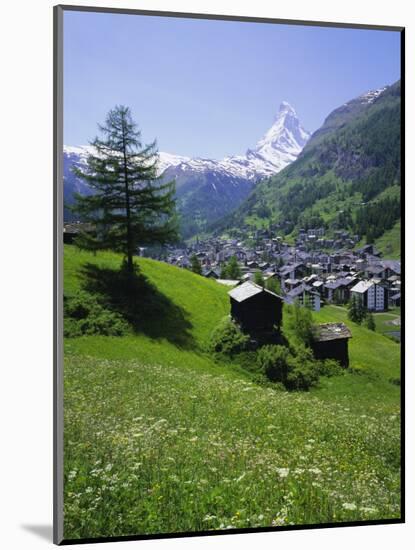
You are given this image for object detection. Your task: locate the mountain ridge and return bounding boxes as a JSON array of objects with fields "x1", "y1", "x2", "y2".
[
  {"x1": 63, "y1": 102, "x2": 310, "y2": 236},
  {"x1": 212, "y1": 81, "x2": 401, "y2": 250}
]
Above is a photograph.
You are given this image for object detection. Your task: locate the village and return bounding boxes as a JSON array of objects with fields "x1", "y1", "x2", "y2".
[{"x1": 157, "y1": 226, "x2": 401, "y2": 314}]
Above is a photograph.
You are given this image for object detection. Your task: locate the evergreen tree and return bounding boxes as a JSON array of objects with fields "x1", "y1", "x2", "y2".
[
  {"x1": 254, "y1": 271, "x2": 265, "y2": 287},
  {"x1": 265, "y1": 277, "x2": 281, "y2": 295},
  {"x1": 356, "y1": 296, "x2": 367, "y2": 324},
  {"x1": 290, "y1": 300, "x2": 315, "y2": 346},
  {"x1": 348, "y1": 294, "x2": 366, "y2": 324},
  {"x1": 190, "y1": 254, "x2": 202, "y2": 275},
  {"x1": 71, "y1": 105, "x2": 178, "y2": 273},
  {"x1": 348, "y1": 295, "x2": 359, "y2": 323},
  {"x1": 366, "y1": 312, "x2": 376, "y2": 331},
  {"x1": 222, "y1": 256, "x2": 241, "y2": 280},
  {"x1": 220, "y1": 264, "x2": 228, "y2": 279}
]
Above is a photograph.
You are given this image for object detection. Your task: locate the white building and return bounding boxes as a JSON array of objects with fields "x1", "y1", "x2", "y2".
[{"x1": 350, "y1": 280, "x2": 388, "y2": 311}]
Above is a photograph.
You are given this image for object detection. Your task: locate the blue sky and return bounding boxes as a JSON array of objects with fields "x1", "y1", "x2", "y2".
[{"x1": 64, "y1": 11, "x2": 401, "y2": 158}]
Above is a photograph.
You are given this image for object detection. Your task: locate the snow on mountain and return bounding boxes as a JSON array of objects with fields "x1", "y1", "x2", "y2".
[
  {"x1": 64, "y1": 102, "x2": 309, "y2": 184},
  {"x1": 157, "y1": 101, "x2": 310, "y2": 181},
  {"x1": 358, "y1": 86, "x2": 388, "y2": 104}
]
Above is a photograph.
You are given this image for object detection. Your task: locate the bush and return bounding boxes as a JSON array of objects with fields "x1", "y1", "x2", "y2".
[
  {"x1": 257, "y1": 344, "x2": 320, "y2": 391},
  {"x1": 285, "y1": 346, "x2": 320, "y2": 391},
  {"x1": 208, "y1": 317, "x2": 250, "y2": 357},
  {"x1": 256, "y1": 345, "x2": 290, "y2": 383},
  {"x1": 64, "y1": 291, "x2": 131, "y2": 337},
  {"x1": 316, "y1": 358, "x2": 344, "y2": 378}
]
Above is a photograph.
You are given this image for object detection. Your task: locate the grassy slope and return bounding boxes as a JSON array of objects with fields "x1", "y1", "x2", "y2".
[
  {"x1": 63, "y1": 246, "x2": 401, "y2": 539},
  {"x1": 310, "y1": 305, "x2": 400, "y2": 410},
  {"x1": 374, "y1": 220, "x2": 401, "y2": 259},
  {"x1": 64, "y1": 245, "x2": 247, "y2": 379}
]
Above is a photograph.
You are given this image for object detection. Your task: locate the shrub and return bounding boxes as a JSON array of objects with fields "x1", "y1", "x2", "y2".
[
  {"x1": 257, "y1": 344, "x2": 320, "y2": 391},
  {"x1": 285, "y1": 345, "x2": 320, "y2": 391},
  {"x1": 316, "y1": 358, "x2": 344, "y2": 378},
  {"x1": 208, "y1": 317, "x2": 250, "y2": 357},
  {"x1": 256, "y1": 345, "x2": 290, "y2": 383},
  {"x1": 64, "y1": 291, "x2": 131, "y2": 337}
]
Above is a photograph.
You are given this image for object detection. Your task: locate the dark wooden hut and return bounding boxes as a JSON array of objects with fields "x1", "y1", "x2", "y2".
[
  {"x1": 311, "y1": 322, "x2": 352, "y2": 368},
  {"x1": 228, "y1": 281, "x2": 283, "y2": 333}
]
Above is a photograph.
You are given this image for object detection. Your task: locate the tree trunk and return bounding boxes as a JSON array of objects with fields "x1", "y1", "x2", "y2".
[{"x1": 122, "y1": 123, "x2": 134, "y2": 274}]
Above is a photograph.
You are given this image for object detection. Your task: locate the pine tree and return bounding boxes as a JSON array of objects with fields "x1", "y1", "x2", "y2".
[
  {"x1": 220, "y1": 264, "x2": 228, "y2": 279},
  {"x1": 366, "y1": 312, "x2": 376, "y2": 331},
  {"x1": 348, "y1": 295, "x2": 359, "y2": 323},
  {"x1": 71, "y1": 105, "x2": 178, "y2": 273},
  {"x1": 356, "y1": 296, "x2": 367, "y2": 323},
  {"x1": 265, "y1": 277, "x2": 281, "y2": 295},
  {"x1": 190, "y1": 254, "x2": 202, "y2": 275},
  {"x1": 348, "y1": 294, "x2": 366, "y2": 324},
  {"x1": 225, "y1": 256, "x2": 241, "y2": 279},
  {"x1": 254, "y1": 271, "x2": 265, "y2": 287}
]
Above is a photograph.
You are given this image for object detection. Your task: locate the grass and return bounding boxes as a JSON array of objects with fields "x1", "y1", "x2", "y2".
[
  {"x1": 375, "y1": 220, "x2": 401, "y2": 259},
  {"x1": 63, "y1": 246, "x2": 401, "y2": 539}
]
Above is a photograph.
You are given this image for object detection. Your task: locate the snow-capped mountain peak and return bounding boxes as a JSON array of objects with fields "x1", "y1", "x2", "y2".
[
  {"x1": 245, "y1": 102, "x2": 310, "y2": 175},
  {"x1": 159, "y1": 101, "x2": 310, "y2": 181}
]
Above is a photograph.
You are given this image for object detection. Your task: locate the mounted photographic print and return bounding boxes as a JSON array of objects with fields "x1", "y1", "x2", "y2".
[{"x1": 54, "y1": 5, "x2": 404, "y2": 545}]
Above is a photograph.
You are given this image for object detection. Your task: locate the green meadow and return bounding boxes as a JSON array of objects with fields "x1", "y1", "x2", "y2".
[{"x1": 63, "y1": 245, "x2": 401, "y2": 539}]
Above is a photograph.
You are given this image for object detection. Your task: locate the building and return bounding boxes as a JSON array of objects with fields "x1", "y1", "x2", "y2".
[
  {"x1": 350, "y1": 280, "x2": 388, "y2": 311},
  {"x1": 311, "y1": 323, "x2": 352, "y2": 367},
  {"x1": 284, "y1": 284, "x2": 321, "y2": 311},
  {"x1": 228, "y1": 281, "x2": 283, "y2": 333}
]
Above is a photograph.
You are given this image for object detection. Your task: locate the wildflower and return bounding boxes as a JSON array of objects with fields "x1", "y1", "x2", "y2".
[
  {"x1": 276, "y1": 468, "x2": 290, "y2": 478},
  {"x1": 342, "y1": 502, "x2": 357, "y2": 511}
]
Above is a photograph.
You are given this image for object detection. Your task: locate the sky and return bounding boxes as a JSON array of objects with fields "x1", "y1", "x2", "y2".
[{"x1": 64, "y1": 11, "x2": 401, "y2": 159}]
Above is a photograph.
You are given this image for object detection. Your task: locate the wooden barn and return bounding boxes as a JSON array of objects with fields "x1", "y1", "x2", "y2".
[
  {"x1": 228, "y1": 281, "x2": 283, "y2": 333},
  {"x1": 311, "y1": 323, "x2": 352, "y2": 368}
]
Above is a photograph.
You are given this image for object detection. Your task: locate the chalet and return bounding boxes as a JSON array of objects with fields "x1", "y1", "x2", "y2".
[
  {"x1": 311, "y1": 323, "x2": 352, "y2": 367},
  {"x1": 284, "y1": 284, "x2": 321, "y2": 312},
  {"x1": 228, "y1": 281, "x2": 283, "y2": 333},
  {"x1": 63, "y1": 222, "x2": 94, "y2": 244},
  {"x1": 203, "y1": 268, "x2": 220, "y2": 279},
  {"x1": 350, "y1": 280, "x2": 388, "y2": 311}
]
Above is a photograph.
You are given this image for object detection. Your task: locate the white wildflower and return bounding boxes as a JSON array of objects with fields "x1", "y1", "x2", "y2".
[{"x1": 342, "y1": 502, "x2": 357, "y2": 511}]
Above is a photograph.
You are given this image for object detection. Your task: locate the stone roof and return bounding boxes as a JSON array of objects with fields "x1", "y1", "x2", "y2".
[{"x1": 313, "y1": 323, "x2": 352, "y2": 342}]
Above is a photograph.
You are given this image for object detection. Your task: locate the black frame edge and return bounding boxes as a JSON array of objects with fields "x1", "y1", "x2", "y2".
[
  {"x1": 53, "y1": 4, "x2": 65, "y2": 546},
  {"x1": 55, "y1": 4, "x2": 404, "y2": 32}
]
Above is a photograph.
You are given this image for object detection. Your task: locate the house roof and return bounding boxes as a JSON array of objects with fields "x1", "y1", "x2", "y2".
[
  {"x1": 286, "y1": 283, "x2": 312, "y2": 298},
  {"x1": 228, "y1": 281, "x2": 281, "y2": 303},
  {"x1": 381, "y1": 260, "x2": 401, "y2": 275},
  {"x1": 366, "y1": 265, "x2": 384, "y2": 275},
  {"x1": 313, "y1": 323, "x2": 352, "y2": 342},
  {"x1": 312, "y1": 281, "x2": 324, "y2": 288},
  {"x1": 351, "y1": 280, "x2": 374, "y2": 293},
  {"x1": 324, "y1": 280, "x2": 344, "y2": 290}
]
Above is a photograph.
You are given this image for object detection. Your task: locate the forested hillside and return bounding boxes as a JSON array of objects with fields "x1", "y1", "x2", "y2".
[{"x1": 214, "y1": 81, "x2": 401, "y2": 250}]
